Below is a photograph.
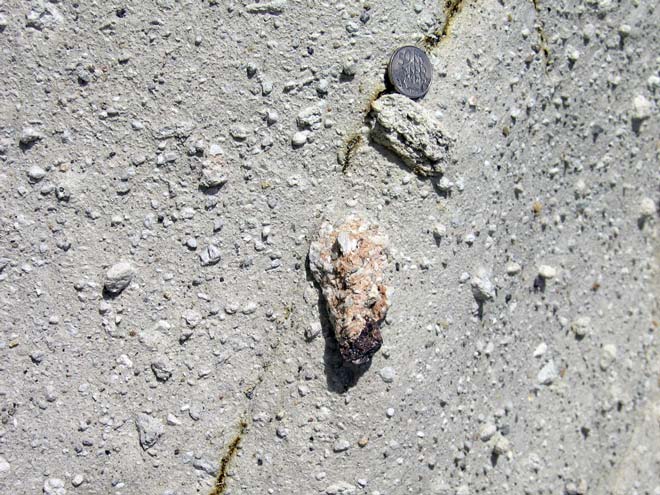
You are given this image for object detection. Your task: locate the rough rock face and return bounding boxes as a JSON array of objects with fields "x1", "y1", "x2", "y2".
[
  {"x1": 370, "y1": 93, "x2": 453, "y2": 176},
  {"x1": 308, "y1": 216, "x2": 391, "y2": 365}
]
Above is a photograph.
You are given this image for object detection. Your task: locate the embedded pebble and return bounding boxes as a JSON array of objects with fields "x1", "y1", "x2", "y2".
[
  {"x1": 599, "y1": 344, "x2": 617, "y2": 370},
  {"x1": 291, "y1": 130, "x2": 310, "y2": 147},
  {"x1": 104, "y1": 261, "x2": 135, "y2": 295},
  {"x1": 245, "y1": 0, "x2": 288, "y2": 14},
  {"x1": 135, "y1": 414, "x2": 164, "y2": 450},
  {"x1": 151, "y1": 357, "x2": 173, "y2": 381},
  {"x1": 471, "y1": 270, "x2": 495, "y2": 302},
  {"x1": 308, "y1": 216, "x2": 390, "y2": 364},
  {"x1": 537, "y1": 360, "x2": 558, "y2": 385},
  {"x1": 379, "y1": 366, "x2": 396, "y2": 383},
  {"x1": 297, "y1": 105, "x2": 324, "y2": 129},
  {"x1": 456, "y1": 485, "x2": 470, "y2": 495},
  {"x1": 432, "y1": 223, "x2": 446, "y2": 240},
  {"x1": 19, "y1": 127, "x2": 44, "y2": 145},
  {"x1": 492, "y1": 433, "x2": 511, "y2": 456},
  {"x1": 325, "y1": 481, "x2": 356, "y2": 494},
  {"x1": 0, "y1": 456, "x2": 10, "y2": 475},
  {"x1": 570, "y1": 317, "x2": 591, "y2": 339},
  {"x1": 333, "y1": 438, "x2": 351, "y2": 452},
  {"x1": 167, "y1": 413, "x2": 181, "y2": 426},
  {"x1": 241, "y1": 301, "x2": 258, "y2": 315},
  {"x1": 27, "y1": 165, "x2": 46, "y2": 182},
  {"x1": 479, "y1": 422, "x2": 497, "y2": 441},
  {"x1": 370, "y1": 94, "x2": 453, "y2": 176},
  {"x1": 505, "y1": 262, "x2": 521, "y2": 275},
  {"x1": 631, "y1": 94, "x2": 652, "y2": 121},
  {"x1": 193, "y1": 458, "x2": 218, "y2": 477},
  {"x1": 43, "y1": 478, "x2": 66, "y2": 495},
  {"x1": 305, "y1": 321, "x2": 322, "y2": 340},
  {"x1": 538, "y1": 265, "x2": 557, "y2": 279},
  {"x1": 533, "y1": 342, "x2": 547, "y2": 357},
  {"x1": 229, "y1": 125, "x2": 248, "y2": 140},
  {"x1": 199, "y1": 244, "x2": 221, "y2": 266},
  {"x1": 200, "y1": 156, "x2": 228, "y2": 189},
  {"x1": 639, "y1": 197, "x2": 656, "y2": 220}
]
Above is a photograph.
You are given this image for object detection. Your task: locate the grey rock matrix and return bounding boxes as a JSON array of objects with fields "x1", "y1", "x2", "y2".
[{"x1": 0, "y1": 1, "x2": 658, "y2": 495}]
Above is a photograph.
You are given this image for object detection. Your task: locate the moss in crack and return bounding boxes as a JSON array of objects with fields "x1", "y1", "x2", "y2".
[
  {"x1": 209, "y1": 420, "x2": 248, "y2": 495},
  {"x1": 338, "y1": 76, "x2": 389, "y2": 173},
  {"x1": 365, "y1": 82, "x2": 388, "y2": 115},
  {"x1": 422, "y1": 0, "x2": 465, "y2": 51},
  {"x1": 339, "y1": 134, "x2": 364, "y2": 173},
  {"x1": 531, "y1": 0, "x2": 552, "y2": 67}
]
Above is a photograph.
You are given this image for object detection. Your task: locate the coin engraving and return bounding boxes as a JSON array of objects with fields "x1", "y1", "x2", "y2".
[{"x1": 388, "y1": 46, "x2": 433, "y2": 99}]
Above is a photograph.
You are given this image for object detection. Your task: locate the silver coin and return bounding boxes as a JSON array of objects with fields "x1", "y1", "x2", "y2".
[{"x1": 387, "y1": 46, "x2": 433, "y2": 99}]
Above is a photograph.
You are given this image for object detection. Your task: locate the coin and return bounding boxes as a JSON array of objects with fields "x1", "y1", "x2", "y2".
[{"x1": 387, "y1": 46, "x2": 433, "y2": 99}]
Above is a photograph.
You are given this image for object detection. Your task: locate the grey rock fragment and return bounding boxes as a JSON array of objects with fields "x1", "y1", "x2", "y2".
[
  {"x1": 325, "y1": 481, "x2": 356, "y2": 495},
  {"x1": 245, "y1": 0, "x2": 287, "y2": 14},
  {"x1": 297, "y1": 104, "x2": 323, "y2": 129},
  {"x1": 570, "y1": 316, "x2": 590, "y2": 339},
  {"x1": 505, "y1": 262, "x2": 522, "y2": 275},
  {"x1": 104, "y1": 261, "x2": 135, "y2": 295},
  {"x1": 167, "y1": 413, "x2": 181, "y2": 426},
  {"x1": 261, "y1": 79, "x2": 273, "y2": 95},
  {"x1": 639, "y1": 197, "x2": 656, "y2": 221},
  {"x1": 26, "y1": 3, "x2": 63, "y2": 30},
  {"x1": 0, "y1": 257, "x2": 11, "y2": 272},
  {"x1": 135, "y1": 413, "x2": 164, "y2": 450},
  {"x1": 341, "y1": 58, "x2": 357, "y2": 78},
  {"x1": 183, "y1": 310, "x2": 202, "y2": 328},
  {"x1": 229, "y1": 124, "x2": 248, "y2": 140},
  {"x1": 432, "y1": 223, "x2": 446, "y2": 241},
  {"x1": 379, "y1": 366, "x2": 396, "y2": 383},
  {"x1": 599, "y1": 344, "x2": 617, "y2": 370},
  {"x1": 305, "y1": 321, "x2": 322, "y2": 340},
  {"x1": 199, "y1": 244, "x2": 221, "y2": 266},
  {"x1": 199, "y1": 156, "x2": 228, "y2": 189},
  {"x1": 189, "y1": 402, "x2": 203, "y2": 421},
  {"x1": 492, "y1": 433, "x2": 511, "y2": 456},
  {"x1": 370, "y1": 94, "x2": 453, "y2": 176},
  {"x1": 0, "y1": 456, "x2": 9, "y2": 475},
  {"x1": 632, "y1": 95, "x2": 652, "y2": 121},
  {"x1": 193, "y1": 458, "x2": 218, "y2": 477},
  {"x1": 139, "y1": 321, "x2": 171, "y2": 351},
  {"x1": 333, "y1": 438, "x2": 350, "y2": 452},
  {"x1": 19, "y1": 127, "x2": 44, "y2": 145},
  {"x1": 429, "y1": 477, "x2": 451, "y2": 494},
  {"x1": 538, "y1": 264, "x2": 557, "y2": 279},
  {"x1": 537, "y1": 360, "x2": 558, "y2": 385},
  {"x1": 456, "y1": 485, "x2": 470, "y2": 495},
  {"x1": 479, "y1": 422, "x2": 497, "y2": 441},
  {"x1": 151, "y1": 357, "x2": 173, "y2": 382},
  {"x1": 471, "y1": 270, "x2": 495, "y2": 302},
  {"x1": 43, "y1": 478, "x2": 66, "y2": 495},
  {"x1": 27, "y1": 165, "x2": 46, "y2": 182},
  {"x1": 241, "y1": 301, "x2": 257, "y2": 315},
  {"x1": 291, "y1": 130, "x2": 310, "y2": 148},
  {"x1": 153, "y1": 121, "x2": 195, "y2": 140}
]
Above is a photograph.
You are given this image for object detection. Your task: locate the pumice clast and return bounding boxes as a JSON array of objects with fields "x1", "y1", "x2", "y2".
[{"x1": 308, "y1": 216, "x2": 392, "y2": 365}]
